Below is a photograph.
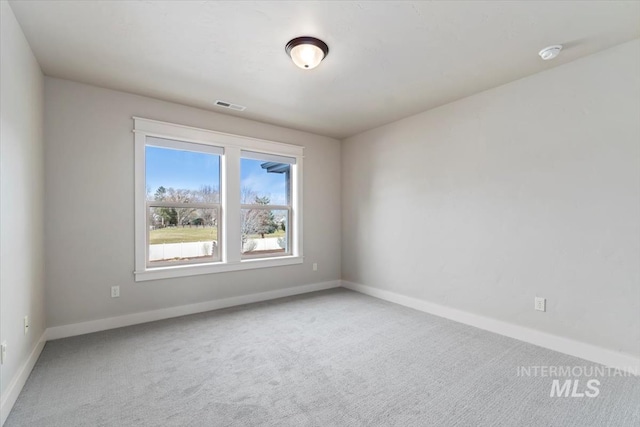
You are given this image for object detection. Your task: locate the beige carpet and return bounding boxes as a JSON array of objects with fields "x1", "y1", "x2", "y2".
[{"x1": 6, "y1": 288, "x2": 640, "y2": 426}]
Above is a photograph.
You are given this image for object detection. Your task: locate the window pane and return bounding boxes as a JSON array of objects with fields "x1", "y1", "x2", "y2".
[
  {"x1": 240, "y1": 158, "x2": 290, "y2": 205},
  {"x1": 146, "y1": 145, "x2": 220, "y2": 203},
  {"x1": 148, "y1": 207, "x2": 219, "y2": 264},
  {"x1": 241, "y1": 209, "x2": 288, "y2": 257}
]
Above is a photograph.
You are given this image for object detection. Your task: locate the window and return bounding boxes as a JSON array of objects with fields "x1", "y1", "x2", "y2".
[
  {"x1": 134, "y1": 118, "x2": 303, "y2": 281},
  {"x1": 241, "y1": 152, "x2": 295, "y2": 259},
  {"x1": 145, "y1": 138, "x2": 222, "y2": 266}
]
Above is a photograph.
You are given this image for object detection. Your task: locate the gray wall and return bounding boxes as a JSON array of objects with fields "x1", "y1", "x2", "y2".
[
  {"x1": 341, "y1": 39, "x2": 640, "y2": 357},
  {"x1": 44, "y1": 78, "x2": 341, "y2": 327},
  {"x1": 0, "y1": 0, "x2": 45, "y2": 398}
]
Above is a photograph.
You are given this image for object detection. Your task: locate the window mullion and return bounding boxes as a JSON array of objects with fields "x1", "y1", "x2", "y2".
[
  {"x1": 147, "y1": 201, "x2": 219, "y2": 209},
  {"x1": 223, "y1": 146, "x2": 242, "y2": 263},
  {"x1": 240, "y1": 204, "x2": 290, "y2": 210}
]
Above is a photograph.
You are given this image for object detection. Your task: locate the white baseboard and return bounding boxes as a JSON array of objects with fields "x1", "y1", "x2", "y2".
[
  {"x1": 0, "y1": 332, "x2": 46, "y2": 426},
  {"x1": 342, "y1": 280, "x2": 640, "y2": 375},
  {"x1": 46, "y1": 280, "x2": 341, "y2": 341}
]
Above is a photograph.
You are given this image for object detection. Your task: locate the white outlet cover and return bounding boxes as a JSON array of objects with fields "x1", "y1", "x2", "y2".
[
  {"x1": 111, "y1": 286, "x2": 120, "y2": 298},
  {"x1": 535, "y1": 297, "x2": 546, "y2": 312}
]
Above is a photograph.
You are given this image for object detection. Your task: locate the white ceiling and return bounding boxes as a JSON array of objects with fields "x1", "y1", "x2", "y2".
[{"x1": 9, "y1": 1, "x2": 640, "y2": 139}]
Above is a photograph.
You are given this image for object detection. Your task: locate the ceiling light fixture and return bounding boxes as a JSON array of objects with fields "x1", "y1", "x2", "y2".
[
  {"x1": 538, "y1": 45, "x2": 563, "y2": 60},
  {"x1": 285, "y1": 36, "x2": 329, "y2": 70}
]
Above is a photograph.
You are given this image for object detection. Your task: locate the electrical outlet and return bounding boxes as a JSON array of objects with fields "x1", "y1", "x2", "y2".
[
  {"x1": 1, "y1": 342, "x2": 7, "y2": 364},
  {"x1": 312, "y1": 263, "x2": 318, "y2": 271},
  {"x1": 535, "y1": 297, "x2": 546, "y2": 312},
  {"x1": 111, "y1": 286, "x2": 120, "y2": 298},
  {"x1": 24, "y1": 315, "x2": 29, "y2": 335}
]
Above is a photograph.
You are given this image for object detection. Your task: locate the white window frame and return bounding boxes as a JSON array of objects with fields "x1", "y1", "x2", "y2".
[
  {"x1": 134, "y1": 117, "x2": 304, "y2": 282},
  {"x1": 145, "y1": 137, "x2": 223, "y2": 268}
]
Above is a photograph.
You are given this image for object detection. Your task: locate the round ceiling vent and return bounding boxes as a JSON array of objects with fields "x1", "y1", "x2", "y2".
[{"x1": 539, "y1": 45, "x2": 563, "y2": 60}]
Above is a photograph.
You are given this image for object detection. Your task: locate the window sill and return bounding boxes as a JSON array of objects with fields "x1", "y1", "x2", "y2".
[{"x1": 134, "y1": 256, "x2": 304, "y2": 282}]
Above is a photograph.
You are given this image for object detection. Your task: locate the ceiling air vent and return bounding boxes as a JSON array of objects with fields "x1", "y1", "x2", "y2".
[{"x1": 215, "y1": 100, "x2": 246, "y2": 111}]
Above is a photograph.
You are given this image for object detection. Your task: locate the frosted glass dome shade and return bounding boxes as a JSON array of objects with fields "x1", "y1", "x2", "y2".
[{"x1": 285, "y1": 37, "x2": 329, "y2": 70}]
